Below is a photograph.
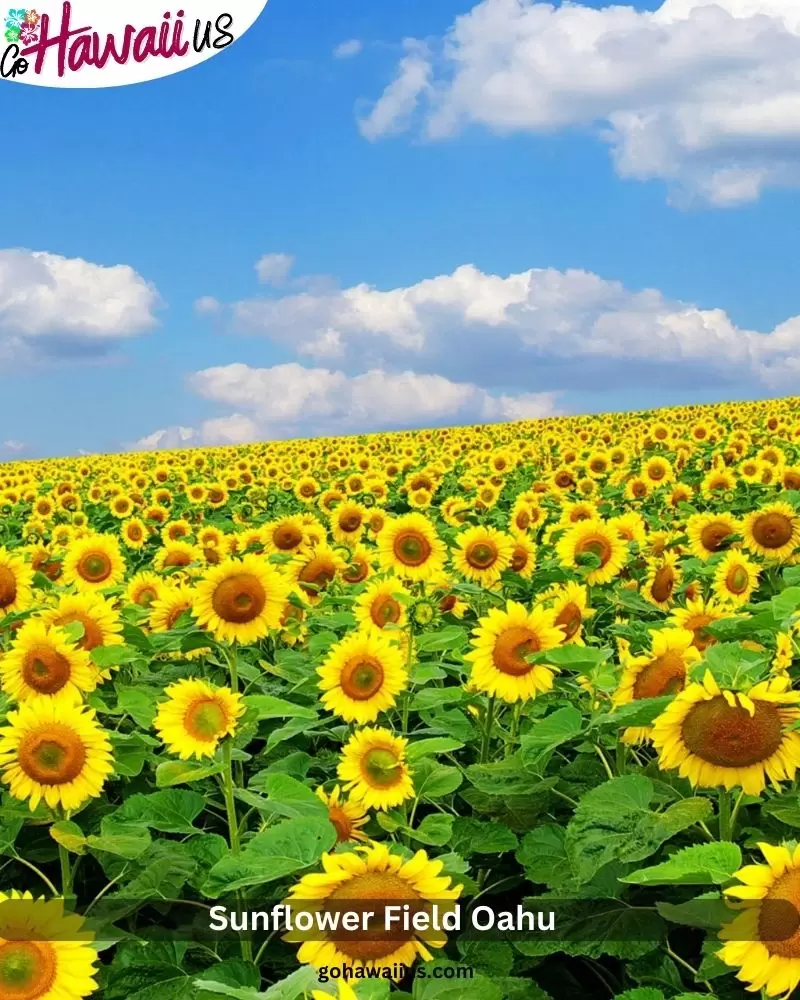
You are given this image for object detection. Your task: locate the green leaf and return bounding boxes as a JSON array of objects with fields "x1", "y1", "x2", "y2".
[
  {"x1": 451, "y1": 818, "x2": 518, "y2": 857},
  {"x1": 516, "y1": 826, "x2": 571, "y2": 888},
  {"x1": 407, "y1": 737, "x2": 464, "y2": 760},
  {"x1": 50, "y1": 820, "x2": 87, "y2": 855},
  {"x1": 413, "y1": 759, "x2": 463, "y2": 799},
  {"x1": 612, "y1": 991, "x2": 664, "y2": 1000},
  {"x1": 465, "y1": 757, "x2": 550, "y2": 796},
  {"x1": 565, "y1": 776, "x2": 712, "y2": 883},
  {"x1": 87, "y1": 832, "x2": 152, "y2": 860},
  {"x1": 592, "y1": 696, "x2": 674, "y2": 730},
  {"x1": 621, "y1": 842, "x2": 742, "y2": 886},
  {"x1": 410, "y1": 814, "x2": 454, "y2": 846},
  {"x1": 156, "y1": 759, "x2": 223, "y2": 788},
  {"x1": 519, "y1": 705, "x2": 583, "y2": 768},
  {"x1": 115, "y1": 687, "x2": 159, "y2": 729},
  {"x1": 202, "y1": 817, "x2": 336, "y2": 895},
  {"x1": 413, "y1": 964, "x2": 503, "y2": 1000},
  {"x1": 763, "y1": 799, "x2": 800, "y2": 828},
  {"x1": 415, "y1": 626, "x2": 469, "y2": 652},
  {"x1": 92, "y1": 644, "x2": 140, "y2": 668},
  {"x1": 195, "y1": 965, "x2": 322, "y2": 999},
  {"x1": 260, "y1": 774, "x2": 329, "y2": 820},
  {"x1": 410, "y1": 688, "x2": 471, "y2": 711},
  {"x1": 106, "y1": 790, "x2": 206, "y2": 834},
  {"x1": 245, "y1": 695, "x2": 318, "y2": 720},
  {"x1": 656, "y1": 891, "x2": 737, "y2": 930}
]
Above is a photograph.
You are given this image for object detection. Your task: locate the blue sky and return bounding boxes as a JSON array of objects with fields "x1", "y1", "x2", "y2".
[{"x1": 3, "y1": 0, "x2": 800, "y2": 457}]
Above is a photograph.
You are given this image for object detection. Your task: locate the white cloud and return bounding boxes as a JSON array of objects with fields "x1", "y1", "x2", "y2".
[
  {"x1": 194, "y1": 295, "x2": 221, "y2": 315},
  {"x1": 255, "y1": 253, "x2": 295, "y2": 286},
  {"x1": 0, "y1": 249, "x2": 159, "y2": 360},
  {"x1": 218, "y1": 261, "x2": 800, "y2": 393},
  {"x1": 134, "y1": 362, "x2": 561, "y2": 449},
  {"x1": 334, "y1": 39, "x2": 364, "y2": 59},
  {"x1": 2, "y1": 440, "x2": 25, "y2": 453},
  {"x1": 360, "y1": 0, "x2": 800, "y2": 204}
]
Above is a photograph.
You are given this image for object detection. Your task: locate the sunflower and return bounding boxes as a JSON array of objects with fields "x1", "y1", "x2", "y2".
[
  {"x1": 556, "y1": 519, "x2": 628, "y2": 586},
  {"x1": 509, "y1": 534, "x2": 536, "y2": 579},
  {"x1": 315, "y1": 784, "x2": 369, "y2": 843},
  {"x1": 643, "y1": 551, "x2": 681, "y2": 610},
  {"x1": 39, "y1": 593, "x2": 123, "y2": 653},
  {"x1": 668, "y1": 596, "x2": 727, "y2": 651},
  {"x1": 714, "y1": 550, "x2": 761, "y2": 606},
  {"x1": 286, "y1": 841, "x2": 461, "y2": 976},
  {"x1": 686, "y1": 512, "x2": 739, "y2": 561},
  {"x1": 452, "y1": 525, "x2": 514, "y2": 587},
  {"x1": 149, "y1": 584, "x2": 196, "y2": 633},
  {"x1": 651, "y1": 672, "x2": 800, "y2": 795},
  {"x1": 153, "y1": 540, "x2": 202, "y2": 573},
  {"x1": 465, "y1": 601, "x2": 563, "y2": 703},
  {"x1": 743, "y1": 502, "x2": 800, "y2": 562},
  {"x1": 546, "y1": 581, "x2": 593, "y2": 645},
  {"x1": 331, "y1": 501, "x2": 368, "y2": 544},
  {"x1": 338, "y1": 727, "x2": 414, "y2": 811},
  {"x1": 291, "y1": 543, "x2": 347, "y2": 603},
  {"x1": 0, "y1": 548, "x2": 34, "y2": 618},
  {"x1": 62, "y1": 533, "x2": 125, "y2": 593},
  {"x1": 263, "y1": 516, "x2": 307, "y2": 555},
  {"x1": 0, "y1": 700, "x2": 113, "y2": 811},
  {"x1": 318, "y1": 629, "x2": 407, "y2": 725},
  {"x1": 612, "y1": 628, "x2": 701, "y2": 744},
  {"x1": 120, "y1": 517, "x2": 148, "y2": 550},
  {"x1": 194, "y1": 555, "x2": 290, "y2": 644},
  {"x1": 719, "y1": 842, "x2": 800, "y2": 997},
  {"x1": 0, "y1": 890, "x2": 98, "y2": 1000},
  {"x1": 353, "y1": 577, "x2": 410, "y2": 633},
  {"x1": 312, "y1": 984, "x2": 355, "y2": 1000},
  {"x1": 377, "y1": 513, "x2": 446, "y2": 582},
  {"x1": 1, "y1": 621, "x2": 98, "y2": 704},
  {"x1": 340, "y1": 544, "x2": 374, "y2": 586},
  {"x1": 124, "y1": 571, "x2": 164, "y2": 609},
  {"x1": 153, "y1": 678, "x2": 245, "y2": 759}
]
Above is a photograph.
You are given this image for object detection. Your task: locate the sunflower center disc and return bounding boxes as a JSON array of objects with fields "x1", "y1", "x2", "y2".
[
  {"x1": 19, "y1": 726, "x2": 87, "y2": 785},
  {"x1": 700, "y1": 523, "x2": 730, "y2": 552},
  {"x1": 363, "y1": 748, "x2": 402, "y2": 787},
  {"x1": 759, "y1": 869, "x2": 800, "y2": 958},
  {"x1": 0, "y1": 566, "x2": 18, "y2": 608},
  {"x1": 79, "y1": 553, "x2": 111, "y2": 583},
  {"x1": 211, "y1": 574, "x2": 267, "y2": 623},
  {"x1": 369, "y1": 595, "x2": 400, "y2": 629},
  {"x1": 681, "y1": 696, "x2": 784, "y2": 767},
  {"x1": 341, "y1": 657, "x2": 385, "y2": 701},
  {"x1": 185, "y1": 699, "x2": 226, "y2": 741},
  {"x1": 0, "y1": 941, "x2": 57, "y2": 1000},
  {"x1": 467, "y1": 543, "x2": 497, "y2": 569},
  {"x1": 555, "y1": 603, "x2": 581, "y2": 640},
  {"x1": 22, "y1": 649, "x2": 71, "y2": 695},
  {"x1": 632, "y1": 651, "x2": 686, "y2": 700},
  {"x1": 580, "y1": 538, "x2": 611, "y2": 566},
  {"x1": 727, "y1": 566, "x2": 750, "y2": 595},
  {"x1": 340, "y1": 515, "x2": 361, "y2": 532},
  {"x1": 492, "y1": 626, "x2": 540, "y2": 677},
  {"x1": 275, "y1": 527, "x2": 302, "y2": 550},
  {"x1": 327, "y1": 872, "x2": 422, "y2": 961},
  {"x1": 753, "y1": 513, "x2": 793, "y2": 549},
  {"x1": 650, "y1": 566, "x2": 676, "y2": 604},
  {"x1": 394, "y1": 532, "x2": 431, "y2": 567}
]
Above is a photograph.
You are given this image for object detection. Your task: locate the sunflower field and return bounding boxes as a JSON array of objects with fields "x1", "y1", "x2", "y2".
[{"x1": 6, "y1": 399, "x2": 800, "y2": 1000}]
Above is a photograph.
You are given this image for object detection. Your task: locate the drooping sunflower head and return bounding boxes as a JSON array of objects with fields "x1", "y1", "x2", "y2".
[
  {"x1": 315, "y1": 784, "x2": 369, "y2": 844},
  {"x1": 0, "y1": 699, "x2": 114, "y2": 812},
  {"x1": 1, "y1": 619, "x2": 98, "y2": 704},
  {"x1": 193, "y1": 554, "x2": 290, "y2": 643},
  {"x1": 651, "y1": 671, "x2": 800, "y2": 795},
  {"x1": 0, "y1": 890, "x2": 98, "y2": 1000},
  {"x1": 287, "y1": 841, "x2": 461, "y2": 976},
  {"x1": 153, "y1": 678, "x2": 245, "y2": 759},
  {"x1": 337, "y1": 727, "x2": 415, "y2": 812},
  {"x1": 465, "y1": 600, "x2": 563, "y2": 704},
  {"x1": 318, "y1": 628, "x2": 408, "y2": 725}
]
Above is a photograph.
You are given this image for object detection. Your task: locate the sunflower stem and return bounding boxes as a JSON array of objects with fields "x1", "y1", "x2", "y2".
[
  {"x1": 505, "y1": 702, "x2": 522, "y2": 757},
  {"x1": 58, "y1": 842, "x2": 73, "y2": 902},
  {"x1": 480, "y1": 696, "x2": 496, "y2": 764},
  {"x1": 222, "y1": 739, "x2": 253, "y2": 962},
  {"x1": 226, "y1": 642, "x2": 239, "y2": 693},
  {"x1": 729, "y1": 788, "x2": 745, "y2": 841},
  {"x1": 615, "y1": 738, "x2": 626, "y2": 776},
  {"x1": 718, "y1": 788, "x2": 733, "y2": 841}
]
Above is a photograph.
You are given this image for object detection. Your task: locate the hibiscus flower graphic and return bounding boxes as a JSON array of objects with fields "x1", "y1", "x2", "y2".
[
  {"x1": 4, "y1": 25, "x2": 19, "y2": 42},
  {"x1": 19, "y1": 21, "x2": 36, "y2": 42},
  {"x1": 5, "y1": 7, "x2": 25, "y2": 28},
  {"x1": 24, "y1": 8, "x2": 39, "y2": 25}
]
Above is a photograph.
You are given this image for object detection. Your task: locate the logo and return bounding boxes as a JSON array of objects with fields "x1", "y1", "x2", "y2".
[{"x1": 1, "y1": 0, "x2": 269, "y2": 87}]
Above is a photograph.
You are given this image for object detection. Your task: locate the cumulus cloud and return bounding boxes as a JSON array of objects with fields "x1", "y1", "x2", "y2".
[
  {"x1": 134, "y1": 362, "x2": 561, "y2": 449},
  {"x1": 194, "y1": 295, "x2": 222, "y2": 315},
  {"x1": 216, "y1": 261, "x2": 800, "y2": 393},
  {"x1": 334, "y1": 38, "x2": 364, "y2": 59},
  {"x1": 255, "y1": 253, "x2": 295, "y2": 287},
  {"x1": 0, "y1": 249, "x2": 159, "y2": 362},
  {"x1": 359, "y1": 0, "x2": 800, "y2": 204}
]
